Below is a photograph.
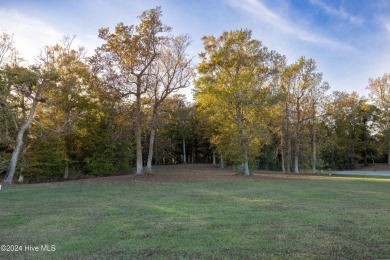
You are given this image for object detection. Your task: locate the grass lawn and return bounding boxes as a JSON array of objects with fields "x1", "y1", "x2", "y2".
[{"x1": 1, "y1": 165, "x2": 390, "y2": 259}]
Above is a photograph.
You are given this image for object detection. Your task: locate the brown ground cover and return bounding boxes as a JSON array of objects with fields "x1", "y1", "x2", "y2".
[{"x1": 74, "y1": 163, "x2": 331, "y2": 185}]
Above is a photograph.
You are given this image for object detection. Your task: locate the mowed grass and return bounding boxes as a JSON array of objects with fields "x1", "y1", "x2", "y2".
[{"x1": 1, "y1": 168, "x2": 390, "y2": 259}]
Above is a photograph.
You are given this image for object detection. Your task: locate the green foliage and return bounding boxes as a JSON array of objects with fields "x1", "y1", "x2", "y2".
[
  {"x1": 322, "y1": 92, "x2": 378, "y2": 169},
  {"x1": 0, "y1": 154, "x2": 9, "y2": 172},
  {"x1": 2, "y1": 11, "x2": 390, "y2": 182},
  {"x1": 195, "y1": 30, "x2": 277, "y2": 174},
  {"x1": 257, "y1": 136, "x2": 281, "y2": 171},
  {"x1": 84, "y1": 140, "x2": 132, "y2": 176},
  {"x1": 25, "y1": 137, "x2": 65, "y2": 182}
]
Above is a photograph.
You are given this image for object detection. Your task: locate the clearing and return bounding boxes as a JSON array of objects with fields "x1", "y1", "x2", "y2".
[{"x1": 1, "y1": 164, "x2": 389, "y2": 259}]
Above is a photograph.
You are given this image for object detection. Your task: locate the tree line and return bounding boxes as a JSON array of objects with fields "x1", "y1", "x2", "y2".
[{"x1": 1, "y1": 7, "x2": 389, "y2": 183}]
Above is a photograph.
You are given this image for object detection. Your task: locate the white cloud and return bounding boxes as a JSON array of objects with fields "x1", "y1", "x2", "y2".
[
  {"x1": 0, "y1": 9, "x2": 101, "y2": 64},
  {"x1": 309, "y1": 0, "x2": 364, "y2": 25},
  {"x1": 386, "y1": 23, "x2": 390, "y2": 33},
  {"x1": 226, "y1": 0, "x2": 355, "y2": 51},
  {"x1": 0, "y1": 9, "x2": 64, "y2": 64}
]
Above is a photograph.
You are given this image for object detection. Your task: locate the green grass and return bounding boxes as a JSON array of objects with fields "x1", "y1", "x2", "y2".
[{"x1": 1, "y1": 172, "x2": 390, "y2": 259}]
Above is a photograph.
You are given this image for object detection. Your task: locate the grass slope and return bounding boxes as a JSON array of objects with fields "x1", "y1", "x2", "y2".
[{"x1": 1, "y1": 167, "x2": 390, "y2": 259}]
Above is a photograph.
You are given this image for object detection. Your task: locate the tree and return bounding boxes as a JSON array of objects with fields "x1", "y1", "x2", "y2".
[
  {"x1": 39, "y1": 36, "x2": 91, "y2": 179},
  {"x1": 367, "y1": 74, "x2": 390, "y2": 164},
  {"x1": 145, "y1": 34, "x2": 193, "y2": 173},
  {"x1": 324, "y1": 91, "x2": 375, "y2": 169},
  {"x1": 0, "y1": 32, "x2": 18, "y2": 66},
  {"x1": 195, "y1": 30, "x2": 274, "y2": 176},
  {"x1": 153, "y1": 94, "x2": 196, "y2": 164},
  {"x1": 0, "y1": 33, "x2": 17, "y2": 160},
  {"x1": 286, "y1": 57, "x2": 325, "y2": 173},
  {"x1": 91, "y1": 6, "x2": 170, "y2": 174},
  {"x1": 308, "y1": 76, "x2": 329, "y2": 173},
  {"x1": 2, "y1": 65, "x2": 56, "y2": 184}
]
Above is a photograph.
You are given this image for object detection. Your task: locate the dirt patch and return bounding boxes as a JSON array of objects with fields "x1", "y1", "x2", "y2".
[{"x1": 65, "y1": 164, "x2": 331, "y2": 185}]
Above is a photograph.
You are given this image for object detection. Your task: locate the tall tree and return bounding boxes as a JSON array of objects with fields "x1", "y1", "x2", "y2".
[
  {"x1": 91, "y1": 6, "x2": 170, "y2": 174},
  {"x1": 0, "y1": 32, "x2": 17, "y2": 66},
  {"x1": 145, "y1": 34, "x2": 193, "y2": 173},
  {"x1": 308, "y1": 78, "x2": 329, "y2": 173},
  {"x1": 367, "y1": 74, "x2": 390, "y2": 164},
  {"x1": 195, "y1": 30, "x2": 274, "y2": 176},
  {"x1": 324, "y1": 91, "x2": 372, "y2": 169},
  {"x1": 39, "y1": 36, "x2": 90, "y2": 179},
  {"x1": 0, "y1": 32, "x2": 17, "y2": 152},
  {"x1": 287, "y1": 57, "x2": 324, "y2": 173},
  {"x1": 3, "y1": 65, "x2": 56, "y2": 184}
]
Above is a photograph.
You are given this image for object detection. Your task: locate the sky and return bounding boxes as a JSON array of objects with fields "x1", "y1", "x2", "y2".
[{"x1": 1, "y1": 0, "x2": 390, "y2": 100}]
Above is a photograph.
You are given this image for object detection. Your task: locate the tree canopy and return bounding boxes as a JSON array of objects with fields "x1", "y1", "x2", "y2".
[{"x1": 1, "y1": 7, "x2": 390, "y2": 184}]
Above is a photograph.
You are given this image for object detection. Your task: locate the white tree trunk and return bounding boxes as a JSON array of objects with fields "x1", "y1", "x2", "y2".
[
  {"x1": 146, "y1": 107, "x2": 158, "y2": 174},
  {"x1": 312, "y1": 122, "x2": 317, "y2": 173},
  {"x1": 64, "y1": 163, "x2": 69, "y2": 179},
  {"x1": 63, "y1": 139, "x2": 70, "y2": 179},
  {"x1": 294, "y1": 151, "x2": 299, "y2": 173},
  {"x1": 237, "y1": 111, "x2": 250, "y2": 176},
  {"x1": 17, "y1": 174, "x2": 24, "y2": 183},
  {"x1": 212, "y1": 151, "x2": 216, "y2": 166},
  {"x1": 146, "y1": 127, "x2": 156, "y2": 174},
  {"x1": 18, "y1": 146, "x2": 26, "y2": 183},
  {"x1": 4, "y1": 88, "x2": 41, "y2": 184},
  {"x1": 135, "y1": 88, "x2": 143, "y2": 175},
  {"x1": 220, "y1": 154, "x2": 224, "y2": 169}
]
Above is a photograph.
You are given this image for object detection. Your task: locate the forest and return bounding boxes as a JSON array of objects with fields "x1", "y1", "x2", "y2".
[{"x1": 1, "y1": 6, "x2": 389, "y2": 184}]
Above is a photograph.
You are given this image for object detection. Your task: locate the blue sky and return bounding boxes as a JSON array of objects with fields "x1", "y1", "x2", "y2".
[{"x1": 1, "y1": 0, "x2": 390, "y2": 99}]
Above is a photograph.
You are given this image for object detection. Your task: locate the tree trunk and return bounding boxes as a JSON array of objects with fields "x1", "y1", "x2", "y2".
[
  {"x1": 191, "y1": 142, "x2": 195, "y2": 163},
  {"x1": 155, "y1": 129, "x2": 158, "y2": 165},
  {"x1": 18, "y1": 146, "x2": 26, "y2": 184},
  {"x1": 281, "y1": 130, "x2": 285, "y2": 173},
  {"x1": 237, "y1": 110, "x2": 250, "y2": 176},
  {"x1": 64, "y1": 163, "x2": 69, "y2": 180},
  {"x1": 220, "y1": 154, "x2": 224, "y2": 169},
  {"x1": 17, "y1": 174, "x2": 24, "y2": 183},
  {"x1": 146, "y1": 128, "x2": 156, "y2": 174},
  {"x1": 182, "y1": 136, "x2": 187, "y2": 164},
  {"x1": 294, "y1": 123, "x2": 300, "y2": 173},
  {"x1": 294, "y1": 149, "x2": 299, "y2": 173},
  {"x1": 294, "y1": 98, "x2": 300, "y2": 174},
  {"x1": 312, "y1": 121, "x2": 317, "y2": 173},
  {"x1": 287, "y1": 133, "x2": 291, "y2": 172},
  {"x1": 212, "y1": 151, "x2": 216, "y2": 166},
  {"x1": 4, "y1": 88, "x2": 41, "y2": 184},
  {"x1": 285, "y1": 92, "x2": 291, "y2": 172},
  {"x1": 135, "y1": 81, "x2": 143, "y2": 175},
  {"x1": 388, "y1": 129, "x2": 390, "y2": 165},
  {"x1": 64, "y1": 134, "x2": 71, "y2": 179},
  {"x1": 286, "y1": 120, "x2": 291, "y2": 172},
  {"x1": 146, "y1": 108, "x2": 158, "y2": 174},
  {"x1": 294, "y1": 124, "x2": 300, "y2": 173}
]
